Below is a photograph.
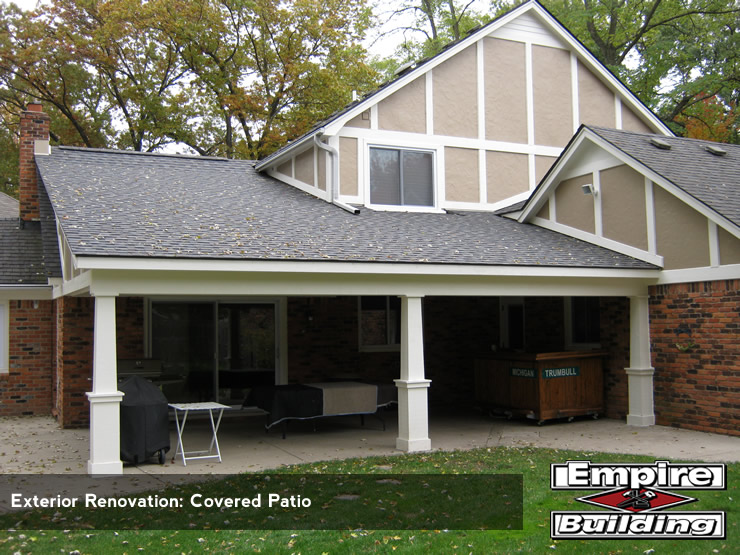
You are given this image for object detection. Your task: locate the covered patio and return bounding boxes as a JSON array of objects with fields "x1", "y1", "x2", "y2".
[{"x1": 67, "y1": 259, "x2": 660, "y2": 475}]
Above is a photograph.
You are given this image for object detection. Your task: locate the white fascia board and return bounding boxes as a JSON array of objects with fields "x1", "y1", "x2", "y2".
[
  {"x1": 0, "y1": 285, "x2": 53, "y2": 301},
  {"x1": 264, "y1": 168, "x2": 331, "y2": 202},
  {"x1": 255, "y1": 133, "x2": 319, "y2": 172},
  {"x1": 75, "y1": 255, "x2": 657, "y2": 280},
  {"x1": 531, "y1": 216, "x2": 664, "y2": 267},
  {"x1": 52, "y1": 270, "x2": 92, "y2": 299},
  {"x1": 656, "y1": 263, "x2": 740, "y2": 285}
]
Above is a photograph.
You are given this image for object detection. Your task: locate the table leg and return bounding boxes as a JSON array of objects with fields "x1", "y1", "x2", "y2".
[
  {"x1": 173, "y1": 408, "x2": 189, "y2": 466},
  {"x1": 208, "y1": 408, "x2": 225, "y2": 463}
]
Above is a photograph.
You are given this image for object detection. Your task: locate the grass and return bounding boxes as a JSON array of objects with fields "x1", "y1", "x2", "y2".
[{"x1": 0, "y1": 446, "x2": 736, "y2": 554}]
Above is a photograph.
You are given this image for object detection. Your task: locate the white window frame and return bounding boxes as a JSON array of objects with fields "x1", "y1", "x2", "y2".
[
  {"x1": 0, "y1": 301, "x2": 8, "y2": 374},
  {"x1": 358, "y1": 296, "x2": 401, "y2": 353},
  {"x1": 365, "y1": 143, "x2": 442, "y2": 212},
  {"x1": 564, "y1": 297, "x2": 602, "y2": 350}
]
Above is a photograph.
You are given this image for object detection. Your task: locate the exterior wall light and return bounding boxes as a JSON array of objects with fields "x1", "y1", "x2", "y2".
[{"x1": 581, "y1": 183, "x2": 596, "y2": 196}]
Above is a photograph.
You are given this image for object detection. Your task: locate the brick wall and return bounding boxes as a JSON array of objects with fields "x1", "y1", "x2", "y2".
[
  {"x1": 649, "y1": 280, "x2": 739, "y2": 436},
  {"x1": 287, "y1": 296, "x2": 499, "y2": 407},
  {"x1": 116, "y1": 297, "x2": 145, "y2": 359},
  {"x1": 600, "y1": 297, "x2": 630, "y2": 419},
  {"x1": 52, "y1": 296, "x2": 146, "y2": 428},
  {"x1": 424, "y1": 297, "x2": 499, "y2": 406},
  {"x1": 0, "y1": 300, "x2": 54, "y2": 416},
  {"x1": 287, "y1": 297, "x2": 399, "y2": 384},
  {"x1": 19, "y1": 104, "x2": 50, "y2": 222},
  {"x1": 55, "y1": 297, "x2": 94, "y2": 428}
]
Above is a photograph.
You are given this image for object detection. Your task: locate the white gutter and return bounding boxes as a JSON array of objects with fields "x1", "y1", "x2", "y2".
[{"x1": 313, "y1": 131, "x2": 360, "y2": 215}]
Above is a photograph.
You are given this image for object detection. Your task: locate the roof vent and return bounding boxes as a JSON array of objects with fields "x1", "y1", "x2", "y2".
[
  {"x1": 650, "y1": 137, "x2": 672, "y2": 150},
  {"x1": 705, "y1": 144, "x2": 727, "y2": 156}
]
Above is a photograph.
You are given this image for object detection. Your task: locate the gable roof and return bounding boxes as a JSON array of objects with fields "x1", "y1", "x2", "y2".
[
  {"x1": 0, "y1": 220, "x2": 50, "y2": 285},
  {"x1": 587, "y1": 127, "x2": 740, "y2": 228},
  {"x1": 521, "y1": 125, "x2": 740, "y2": 230},
  {"x1": 256, "y1": 0, "x2": 671, "y2": 171},
  {"x1": 36, "y1": 146, "x2": 655, "y2": 270}
]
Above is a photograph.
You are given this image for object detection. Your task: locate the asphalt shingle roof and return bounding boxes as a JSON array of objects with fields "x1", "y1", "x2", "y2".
[
  {"x1": 0, "y1": 192, "x2": 18, "y2": 219},
  {"x1": 0, "y1": 219, "x2": 49, "y2": 284},
  {"x1": 589, "y1": 126, "x2": 740, "y2": 227},
  {"x1": 36, "y1": 146, "x2": 654, "y2": 269}
]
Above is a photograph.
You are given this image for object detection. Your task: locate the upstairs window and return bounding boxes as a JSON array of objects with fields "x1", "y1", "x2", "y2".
[{"x1": 369, "y1": 147, "x2": 434, "y2": 207}]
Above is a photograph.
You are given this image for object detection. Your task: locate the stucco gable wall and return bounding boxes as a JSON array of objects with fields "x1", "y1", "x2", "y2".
[
  {"x1": 264, "y1": 8, "x2": 667, "y2": 212},
  {"x1": 537, "y1": 161, "x2": 740, "y2": 272},
  {"x1": 327, "y1": 13, "x2": 666, "y2": 212}
]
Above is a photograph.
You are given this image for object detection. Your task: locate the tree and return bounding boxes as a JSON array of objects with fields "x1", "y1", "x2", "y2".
[
  {"x1": 0, "y1": 2, "x2": 111, "y2": 148},
  {"x1": 156, "y1": 0, "x2": 379, "y2": 159},
  {"x1": 0, "y1": 0, "x2": 378, "y2": 159},
  {"x1": 374, "y1": 0, "x2": 491, "y2": 74},
  {"x1": 0, "y1": 0, "x2": 193, "y2": 152}
]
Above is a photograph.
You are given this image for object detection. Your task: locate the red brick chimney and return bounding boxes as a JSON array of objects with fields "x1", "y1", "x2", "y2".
[{"x1": 19, "y1": 103, "x2": 50, "y2": 222}]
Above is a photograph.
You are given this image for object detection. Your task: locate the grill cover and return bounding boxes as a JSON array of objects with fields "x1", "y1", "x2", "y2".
[{"x1": 119, "y1": 376, "x2": 170, "y2": 464}]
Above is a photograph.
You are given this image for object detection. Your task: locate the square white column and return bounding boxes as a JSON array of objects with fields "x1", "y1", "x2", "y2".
[
  {"x1": 87, "y1": 295, "x2": 124, "y2": 475},
  {"x1": 395, "y1": 295, "x2": 431, "y2": 452},
  {"x1": 626, "y1": 295, "x2": 655, "y2": 427}
]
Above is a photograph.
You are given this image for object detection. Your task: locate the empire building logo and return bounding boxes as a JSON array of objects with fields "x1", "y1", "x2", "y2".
[{"x1": 550, "y1": 460, "x2": 726, "y2": 540}]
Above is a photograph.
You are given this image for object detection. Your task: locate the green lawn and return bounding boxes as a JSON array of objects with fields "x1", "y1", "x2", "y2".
[{"x1": 1, "y1": 446, "x2": 735, "y2": 553}]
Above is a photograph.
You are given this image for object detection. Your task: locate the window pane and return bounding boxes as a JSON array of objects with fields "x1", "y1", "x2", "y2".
[
  {"x1": 151, "y1": 302, "x2": 215, "y2": 402},
  {"x1": 370, "y1": 148, "x2": 401, "y2": 205},
  {"x1": 402, "y1": 150, "x2": 433, "y2": 206}
]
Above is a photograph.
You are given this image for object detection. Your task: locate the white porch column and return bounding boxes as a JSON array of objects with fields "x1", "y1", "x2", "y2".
[
  {"x1": 86, "y1": 295, "x2": 124, "y2": 475},
  {"x1": 626, "y1": 295, "x2": 655, "y2": 426},
  {"x1": 395, "y1": 295, "x2": 431, "y2": 452}
]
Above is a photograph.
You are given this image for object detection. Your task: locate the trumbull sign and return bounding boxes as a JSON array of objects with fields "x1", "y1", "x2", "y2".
[
  {"x1": 510, "y1": 367, "x2": 580, "y2": 379},
  {"x1": 550, "y1": 460, "x2": 727, "y2": 539}
]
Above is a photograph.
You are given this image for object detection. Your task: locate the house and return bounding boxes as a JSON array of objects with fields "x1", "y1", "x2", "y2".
[{"x1": 0, "y1": 0, "x2": 737, "y2": 475}]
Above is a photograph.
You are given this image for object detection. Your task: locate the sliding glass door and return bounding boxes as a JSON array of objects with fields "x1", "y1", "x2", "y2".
[{"x1": 151, "y1": 301, "x2": 277, "y2": 404}]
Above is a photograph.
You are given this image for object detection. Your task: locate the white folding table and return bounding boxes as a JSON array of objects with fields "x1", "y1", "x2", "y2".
[{"x1": 169, "y1": 402, "x2": 230, "y2": 466}]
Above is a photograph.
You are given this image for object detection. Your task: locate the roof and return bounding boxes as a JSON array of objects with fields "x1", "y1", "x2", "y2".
[
  {"x1": 587, "y1": 127, "x2": 740, "y2": 227},
  {"x1": 0, "y1": 192, "x2": 18, "y2": 219},
  {"x1": 0, "y1": 220, "x2": 50, "y2": 284},
  {"x1": 257, "y1": 0, "x2": 670, "y2": 170},
  {"x1": 36, "y1": 146, "x2": 655, "y2": 269}
]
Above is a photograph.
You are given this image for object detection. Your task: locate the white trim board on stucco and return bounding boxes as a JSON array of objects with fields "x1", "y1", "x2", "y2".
[{"x1": 256, "y1": 1, "x2": 671, "y2": 173}]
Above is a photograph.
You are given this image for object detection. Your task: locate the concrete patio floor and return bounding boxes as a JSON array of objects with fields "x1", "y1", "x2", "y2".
[
  {"x1": 1, "y1": 408, "x2": 737, "y2": 513},
  {"x1": 2, "y1": 407, "x2": 738, "y2": 477}
]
